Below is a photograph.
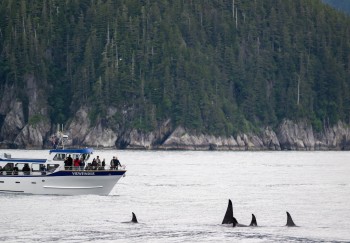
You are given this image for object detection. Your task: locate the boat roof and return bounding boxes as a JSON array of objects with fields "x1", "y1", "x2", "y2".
[{"x1": 49, "y1": 148, "x2": 94, "y2": 154}]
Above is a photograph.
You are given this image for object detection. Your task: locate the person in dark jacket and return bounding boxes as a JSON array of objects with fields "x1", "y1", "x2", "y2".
[
  {"x1": 113, "y1": 156, "x2": 121, "y2": 170},
  {"x1": 91, "y1": 158, "x2": 97, "y2": 170},
  {"x1": 13, "y1": 164, "x2": 19, "y2": 175},
  {"x1": 22, "y1": 163, "x2": 30, "y2": 175}
]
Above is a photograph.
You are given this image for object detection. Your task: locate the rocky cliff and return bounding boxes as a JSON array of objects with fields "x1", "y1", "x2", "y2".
[
  {"x1": 2, "y1": 103, "x2": 350, "y2": 150},
  {"x1": 0, "y1": 79, "x2": 348, "y2": 153},
  {"x1": 0, "y1": 76, "x2": 50, "y2": 149}
]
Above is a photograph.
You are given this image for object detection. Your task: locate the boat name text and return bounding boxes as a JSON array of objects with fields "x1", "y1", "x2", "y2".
[{"x1": 72, "y1": 172, "x2": 95, "y2": 176}]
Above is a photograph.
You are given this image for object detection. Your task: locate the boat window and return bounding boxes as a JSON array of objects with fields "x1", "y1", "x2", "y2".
[
  {"x1": 82, "y1": 154, "x2": 90, "y2": 161},
  {"x1": 53, "y1": 153, "x2": 66, "y2": 161},
  {"x1": 32, "y1": 164, "x2": 41, "y2": 172},
  {"x1": 15, "y1": 163, "x2": 24, "y2": 171},
  {"x1": 3, "y1": 163, "x2": 14, "y2": 171},
  {"x1": 47, "y1": 164, "x2": 59, "y2": 172}
]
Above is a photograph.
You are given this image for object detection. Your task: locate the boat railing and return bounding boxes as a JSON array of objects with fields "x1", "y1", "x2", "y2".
[
  {"x1": 0, "y1": 165, "x2": 126, "y2": 175},
  {"x1": 62, "y1": 165, "x2": 125, "y2": 171}
]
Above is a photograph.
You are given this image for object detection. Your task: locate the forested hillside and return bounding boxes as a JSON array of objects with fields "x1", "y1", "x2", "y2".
[{"x1": 0, "y1": 0, "x2": 350, "y2": 148}]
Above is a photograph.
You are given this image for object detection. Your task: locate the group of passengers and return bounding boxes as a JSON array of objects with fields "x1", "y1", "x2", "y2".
[
  {"x1": 0, "y1": 163, "x2": 31, "y2": 175},
  {"x1": 63, "y1": 155, "x2": 122, "y2": 171},
  {"x1": 64, "y1": 155, "x2": 85, "y2": 170},
  {"x1": 85, "y1": 155, "x2": 104, "y2": 170}
]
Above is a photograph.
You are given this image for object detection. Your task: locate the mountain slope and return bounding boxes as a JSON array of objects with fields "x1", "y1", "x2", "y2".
[{"x1": 0, "y1": 0, "x2": 350, "y2": 148}]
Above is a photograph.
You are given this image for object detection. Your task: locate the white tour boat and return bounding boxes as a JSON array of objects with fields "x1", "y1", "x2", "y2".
[{"x1": 0, "y1": 148, "x2": 126, "y2": 195}]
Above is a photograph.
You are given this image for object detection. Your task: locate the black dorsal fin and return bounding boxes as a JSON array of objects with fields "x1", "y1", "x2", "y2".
[
  {"x1": 132, "y1": 212, "x2": 138, "y2": 223},
  {"x1": 222, "y1": 199, "x2": 234, "y2": 224},
  {"x1": 249, "y1": 214, "x2": 257, "y2": 227},
  {"x1": 286, "y1": 211, "x2": 296, "y2": 227}
]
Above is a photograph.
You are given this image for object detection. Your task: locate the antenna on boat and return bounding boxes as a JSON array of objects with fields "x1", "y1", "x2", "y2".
[{"x1": 56, "y1": 124, "x2": 68, "y2": 149}]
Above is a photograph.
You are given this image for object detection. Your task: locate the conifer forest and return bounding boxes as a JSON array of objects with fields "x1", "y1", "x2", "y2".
[{"x1": 0, "y1": 0, "x2": 350, "y2": 140}]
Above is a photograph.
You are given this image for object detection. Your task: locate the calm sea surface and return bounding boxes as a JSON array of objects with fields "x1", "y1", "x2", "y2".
[{"x1": 0, "y1": 150, "x2": 350, "y2": 242}]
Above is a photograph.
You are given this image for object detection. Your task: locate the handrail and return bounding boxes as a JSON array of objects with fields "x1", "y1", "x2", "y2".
[
  {"x1": 0, "y1": 165, "x2": 126, "y2": 176},
  {"x1": 64, "y1": 165, "x2": 125, "y2": 171}
]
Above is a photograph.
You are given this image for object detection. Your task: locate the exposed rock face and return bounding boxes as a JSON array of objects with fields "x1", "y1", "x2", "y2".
[
  {"x1": 118, "y1": 129, "x2": 156, "y2": 149},
  {"x1": 0, "y1": 76, "x2": 51, "y2": 148},
  {"x1": 277, "y1": 120, "x2": 315, "y2": 150},
  {"x1": 66, "y1": 107, "x2": 118, "y2": 148},
  {"x1": 115, "y1": 119, "x2": 173, "y2": 149},
  {"x1": 160, "y1": 126, "x2": 240, "y2": 150},
  {"x1": 0, "y1": 84, "x2": 15, "y2": 115},
  {"x1": 0, "y1": 85, "x2": 22, "y2": 148},
  {"x1": 83, "y1": 123, "x2": 118, "y2": 148},
  {"x1": 14, "y1": 120, "x2": 51, "y2": 148},
  {"x1": 66, "y1": 107, "x2": 92, "y2": 146},
  {"x1": 314, "y1": 121, "x2": 350, "y2": 150},
  {"x1": 0, "y1": 101, "x2": 25, "y2": 143},
  {"x1": 261, "y1": 127, "x2": 281, "y2": 150},
  {"x1": 1, "y1": 99, "x2": 350, "y2": 150}
]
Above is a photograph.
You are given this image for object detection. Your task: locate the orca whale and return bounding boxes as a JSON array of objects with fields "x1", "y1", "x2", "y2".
[
  {"x1": 286, "y1": 211, "x2": 296, "y2": 227},
  {"x1": 232, "y1": 214, "x2": 258, "y2": 227},
  {"x1": 249, "y1": 214, "x2": 257, "y2": 227},
  {"x1": 222, "y1": 199, "x2": 258, "y2": 227},
  {"x1": 222, "y1": 199, "x2": 234, "y2": 224},
  {"x1": 131, "y1": 212, "x2": 138, "y2": 223}
]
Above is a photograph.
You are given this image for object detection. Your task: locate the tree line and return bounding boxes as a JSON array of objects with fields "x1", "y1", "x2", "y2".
[{"x1": 0, "y1": 0, "x2": 349, "y2": 136}]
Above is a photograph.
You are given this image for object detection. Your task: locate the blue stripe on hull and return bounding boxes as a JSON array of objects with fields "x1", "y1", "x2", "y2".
[
  {"x1": 0, "y1": 171, "x2": 126, "y2": 177},
  {"x1": 48, "y1": 170, "x2": 126, "y2": 176}
]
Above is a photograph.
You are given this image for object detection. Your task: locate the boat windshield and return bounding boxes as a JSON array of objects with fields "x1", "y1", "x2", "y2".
[
  {"x1": 53, "y1": 153, "x2": 90, "y2": 161},
  {"x1": 53, "y1": 153, "x2": 66, "y2": 161}
]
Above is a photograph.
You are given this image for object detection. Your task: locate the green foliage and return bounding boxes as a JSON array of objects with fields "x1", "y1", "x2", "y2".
[
  {"x1": 28, "y1": 114, "x2": 45, "y2": 126},
  {"x1": 0, "y1": 0, "x2": 350, "y2": 136}
]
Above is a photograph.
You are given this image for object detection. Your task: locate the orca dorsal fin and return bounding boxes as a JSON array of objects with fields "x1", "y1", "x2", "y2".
[
  {"x1": 249, "y1": 214, "x2": 257, "y2": 227},
  {"x1": 286, "y1": 212, "x2": 296, "y2": 227},
  {"x1": 222, "y1": 199, "x2": 234, "y2": 224},
  {"x1": 131, "y1": 212, "x2": 138, "y2": 223}
]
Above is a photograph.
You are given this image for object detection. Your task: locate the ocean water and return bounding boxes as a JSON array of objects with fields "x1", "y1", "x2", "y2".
[{"x1": 0, "y1": 150, "x2": 350, "y2": 242}]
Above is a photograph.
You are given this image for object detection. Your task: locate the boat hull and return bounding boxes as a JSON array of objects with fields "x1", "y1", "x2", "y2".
[{"x1": 0, "y1": 170, "x2": 126, "y2": 196}]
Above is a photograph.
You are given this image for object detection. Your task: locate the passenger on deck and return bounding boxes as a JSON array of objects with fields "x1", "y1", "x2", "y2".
[
  {"x1": 22, "y1": 163, "x2": 30, "y2": 175},
  {"x1": 96, "y1": 156, "x2": 101, "y2": 166},
  {"x1": 91, "y1": 158, "x2": 97, "y2": 170},
  {"x1": 40, "y1": 164, "x2": 46, "y2": 175},
  {"x1": 80, "y1": 159, "x2": 85, "y2": 170},
  {"x1": 4, "y1": 164, "x2": 13, "y2": 175},
  {"x1": 13, "y1": 164, "x2": 19, "y2": 175},
  {"x1": 101, "y1": 159, "x2": 106, "y2": 170},
  {"x1": 111, "y1": 156, "x2": 121, "y2": 170},
  {"x1": 85, "y1": 163, "x2": 92, "y2": 170},
  {"x1": 64, "y1": 157, "x2": 69, "y2": 170},
  {"x1": 67, "y1": 155, "x2": 73, "y2": 169},
  {"x1": 115, "y1": 157, "x2": 121, "y2": 170},
  {"x1": 110, "y1": 157, "x2": 116, "y2": 170},
  {"x1": 74, "y1": 156, "x2": 80, "y2": 170}
]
